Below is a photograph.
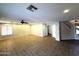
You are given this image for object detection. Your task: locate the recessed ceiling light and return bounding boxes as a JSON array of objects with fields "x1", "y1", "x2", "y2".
[{"x1": 64, "y1": 9, "x2": 70, "y2": 13}]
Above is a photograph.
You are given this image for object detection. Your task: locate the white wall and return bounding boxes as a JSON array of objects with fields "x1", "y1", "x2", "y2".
[
  {"x1": 0, "y1": 23, "x2": 49, "y2": 37},
  {"x1": 12, "y1": 24, "x2": 31, "y2": 36},
  {"x1": 0, "y1": 24, "x2": 31, "y2": 36},
  {"x1": 51, "y1": 22, "x2": 60, "y2": 41},
  {"x1": 31, "y1": 24, "x2": 44, "y2": 37},
  {"x1": 31, "y1": 24, "x2": 48, "y2": 37}
]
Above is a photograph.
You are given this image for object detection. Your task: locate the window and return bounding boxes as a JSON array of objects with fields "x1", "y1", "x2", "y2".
[
  {"x1": 1, "y1": 24, "x2": 12, "y2": 35},
  {"x1": 76, "y1": 26, "x2": 79, "y2": 34}
]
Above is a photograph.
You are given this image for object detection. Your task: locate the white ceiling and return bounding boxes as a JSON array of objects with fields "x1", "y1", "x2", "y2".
[{"x1": 0, "y1": 3, "x2": 79, "y2": 23}]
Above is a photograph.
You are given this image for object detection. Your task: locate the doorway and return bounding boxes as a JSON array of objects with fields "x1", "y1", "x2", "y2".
[{"x1": 47, "y1": 25, "x2": 52, "y2": 36}]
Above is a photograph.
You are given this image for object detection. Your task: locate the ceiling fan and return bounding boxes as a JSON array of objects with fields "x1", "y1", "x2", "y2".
[{"x1": 21, "y1": 20, "x2": 28, "y2": 24}]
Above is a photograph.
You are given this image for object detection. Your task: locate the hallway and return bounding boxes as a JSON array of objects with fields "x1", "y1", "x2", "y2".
[{"x1": 0, "y1": 35, "x2": 79, "y2": 56}]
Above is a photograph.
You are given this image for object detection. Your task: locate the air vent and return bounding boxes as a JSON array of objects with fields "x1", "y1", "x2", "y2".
[{"x1": 27, "y1": 5, "x2": 38, "y2": 12}]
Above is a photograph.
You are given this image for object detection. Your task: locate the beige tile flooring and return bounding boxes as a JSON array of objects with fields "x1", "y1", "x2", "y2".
[{"x1": 0, "y1": 35, "x2": 79, "y2": 56}]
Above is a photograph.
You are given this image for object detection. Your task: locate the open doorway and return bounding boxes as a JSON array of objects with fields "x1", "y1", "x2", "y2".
[{"x1": 47, "y1": 25, "x2": 52, "y2": 36}]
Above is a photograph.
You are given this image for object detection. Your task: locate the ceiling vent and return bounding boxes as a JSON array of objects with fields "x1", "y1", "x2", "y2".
[{"x1": 27, "y1": 5, "x2": 38, "y2": 12}]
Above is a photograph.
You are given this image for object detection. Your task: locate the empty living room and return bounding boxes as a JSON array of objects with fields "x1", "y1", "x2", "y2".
[{"x1": 0, "y1": 3, "x2": 79, "y2": 56}]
